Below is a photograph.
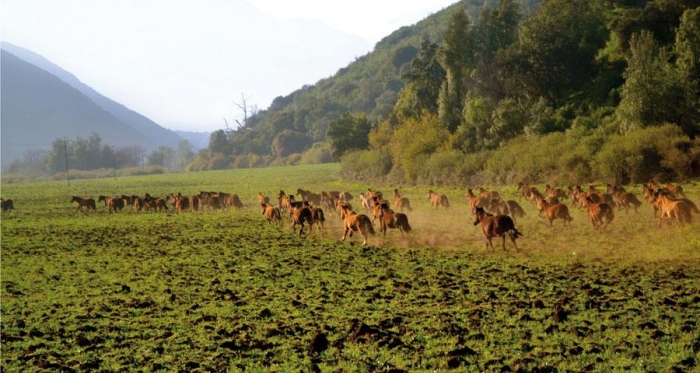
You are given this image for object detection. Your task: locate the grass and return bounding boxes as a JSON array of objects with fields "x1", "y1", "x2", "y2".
[{"x1": 1, "y1": 163, "x2": 699, "y2": 372}]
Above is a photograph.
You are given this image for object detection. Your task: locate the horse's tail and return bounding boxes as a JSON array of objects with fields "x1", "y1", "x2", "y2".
[
  {"x1": 687, "y1": 200, "x2": 700, "y2": 214},
  {"x1": 317, "y1": 208, "x2": 325, "y2": 222},
  {"x1": 359, "y1": 215, "x2": 375, "y2": 235},
  {"x1": 398, "y1": 214, "x2": 412, "y2": 232},
  {"x1": 630, "y1": 194, "x2": 642, "y2": 208},
  {"x1": 508, "y1": 228, "x2": 522, "y2": 240},
  {"x1": 272, "y1": 207, "x2": 281, "y2": 222}
]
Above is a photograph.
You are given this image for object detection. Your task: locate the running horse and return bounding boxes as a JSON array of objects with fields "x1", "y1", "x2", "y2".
[{"x1": 473, "y1": 206, "x2": 522, "y2": 252}]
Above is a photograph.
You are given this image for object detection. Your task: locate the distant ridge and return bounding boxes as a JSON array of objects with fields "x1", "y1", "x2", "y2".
[{"x1": 1, "y1": 42, "x2": 183, "y2": 166}]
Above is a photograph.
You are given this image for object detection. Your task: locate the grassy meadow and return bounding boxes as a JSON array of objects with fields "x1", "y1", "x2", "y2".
[{"x1": 1, "y1": 163, "x2": 699, "y2": 372}]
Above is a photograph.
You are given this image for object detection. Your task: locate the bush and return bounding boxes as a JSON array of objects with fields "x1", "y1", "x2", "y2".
[
  {"x1": 299, "y1": 143, "x2": 333, "y2": 165},
  {"x1": 340, "y1": 150, "x2": 392, "y2": 182}
]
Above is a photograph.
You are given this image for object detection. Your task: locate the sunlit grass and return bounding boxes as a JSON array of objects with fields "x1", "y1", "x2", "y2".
[{"x1": 2, "y1": 164, "x2": 699, "y2": 371}]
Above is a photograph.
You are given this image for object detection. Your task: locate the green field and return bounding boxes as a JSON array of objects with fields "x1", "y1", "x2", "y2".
[{"x1": 2, "y1": 164, "x2": 699, "y2": 372}]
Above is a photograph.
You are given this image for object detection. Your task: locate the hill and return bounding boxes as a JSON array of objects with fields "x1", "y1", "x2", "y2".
[
  {"x1": 201, "y1": 0, "x2": 541, "y2": 159},
  {"x1": 0, "y1": 43, "x2": 183, "y2": 167}
]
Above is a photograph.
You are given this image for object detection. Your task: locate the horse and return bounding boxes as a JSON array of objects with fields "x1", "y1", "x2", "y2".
[
  {"x1": 545, "y1": 185, "x2": 567, "y2": 201},
  {"x1": 1, "y1": 198, "x2": 14, "y2": 212},
  {"x1": 517, "y1": 182, "x2": 542, "y2": 204},
  {"x1": 473, "y1": 206, "x2": 522, "y2": 252},
  {"x1": 171, "y1": 194, "x2": 190, "y2": 213},
  {"x1": 359, "y1": 193, "x2": 372, "y2": 213},
  {"x1": 261, "y1": 203, "x2": 283, "y2": 227},
  {"x1": 584, "y1": 197, "x2": 614, "y2": 232},
  {"x1": 613, "y1": 191, "x2": 642, "y2": 213},
  {"x1": 258, "y1": 192, "x2": 270, "y2": 206},
  {"x1": 534, "y1": 195, "x2": 560, "y2": 217},
  {"x1": 466, "y1": 189, "x2": 489, "y2": 215},
  {"x1": 308, "y1": 203, "x2": 326, "y2": 234},
  {"x1": 190, "y1": 195, "x2": 200, "y2": 212},
  {"x1": 378, "y1": 202, "x2": 411, "y2": 240},
  {"x1": 655, "y1": 193, "x2": 698, "y2": 227},
  {"x1": 143, "y1": 194, "x2": 168, "y2": 212},
  {"x1": 291, "y1": 205, "x2": 315, "y2": 237},
  {"x1": 340, "y1": 204, "x2": 375, "y2": 246},
  {"x1": 198, "y1": 191, "x2": 221, "y2": 211},
  {"x1": 665, "y1": 183, "x2": 686, "y2": 199},
  {"x1": 230, "y1": 194, "x2": 245, "y2": 210},
  {"x1": 538, "y1": 198, "x2": 573, "y2": 229},
  {"x1": 487, "y1": 199, "x2": 526, "y2": 224},
  {"x1": 297, "y1": 188, "x2": 322, "y2": 206},
  {"x1": 478, "y1": 187, "x2": 500, "y2": 201},
  {"x1": 71, "y1": 196, "x2": 96, "y2": 213},
  {"x1": 392, "y1": 189, "x2": 412, "y2": 212},
  {"x1": 428, "y1": 190, "x2": 450, "y2": 210},
  {"x1": 104, "y1": 196, "x2": 126, "y2": 213}
]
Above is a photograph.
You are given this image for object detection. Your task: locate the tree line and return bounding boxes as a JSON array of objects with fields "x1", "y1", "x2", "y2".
[{"x1": 4, "y1": 133, "x2": 195, "y2": 177}]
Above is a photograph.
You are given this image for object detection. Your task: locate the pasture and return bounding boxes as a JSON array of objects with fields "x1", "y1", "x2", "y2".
[{"x1": 1, "y1": 164, "x2": 699, "y2": 372}]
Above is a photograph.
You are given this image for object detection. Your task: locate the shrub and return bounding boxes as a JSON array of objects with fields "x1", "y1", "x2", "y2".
[{"x1": 340, "y1": 150, "x2": 392, "y2": 182}]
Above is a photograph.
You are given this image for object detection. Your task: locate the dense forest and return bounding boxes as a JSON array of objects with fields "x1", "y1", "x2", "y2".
[{"x1": 188, "y1": 0, "x2": 700, "y2": 186}]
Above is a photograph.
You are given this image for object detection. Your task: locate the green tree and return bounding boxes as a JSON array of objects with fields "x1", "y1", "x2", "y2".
[
  {"x1": 208, "y1": 130, "x2": 231, "y2": 156},
  {"x1": 397, "y1": 41, "x2": 446, "y2": 121},
  {"x1": 438, "y1": 10, "x2": 475, "y2": 132},
  {"x1": 616, "y1": 31, "x2": 688, "y2": 133},
  {"x1": 674, "y1": 7, "x2": 700, "y2": 137},
  {"x1": 327, "y1": 113, "x2": 372, "y2": 160},
  {"x1": 271, "y1": 130, "x2": 313, "y2": 158},
  {"x1": 147, "y1": 146, "x2": 175, "y2": 170},
  {"x1": 498, "y1": 0, "x2": 607, "y2": 105}
]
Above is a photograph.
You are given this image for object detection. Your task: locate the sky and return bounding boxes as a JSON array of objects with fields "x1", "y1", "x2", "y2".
[{"x1": 1, "y1": 0, "x2": 457, "y2": 133}]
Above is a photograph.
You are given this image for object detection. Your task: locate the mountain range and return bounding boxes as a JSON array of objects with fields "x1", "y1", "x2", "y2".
[{"x1": 1, "y1": 42, "x2": 206, "y2": 167}]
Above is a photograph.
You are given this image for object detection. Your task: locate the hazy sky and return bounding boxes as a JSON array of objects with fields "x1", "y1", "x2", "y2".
[{"x1": 1, "y1": 0, "x2": 456, "y2": 132}]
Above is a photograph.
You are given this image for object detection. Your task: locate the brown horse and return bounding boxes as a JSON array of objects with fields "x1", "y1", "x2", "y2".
[
  {"x1": 291, "y1": 206, "x2": 315, "y2": 237},
  {"x1": 613, "y1": 192, "x2": 642, "y2": 213},
  {"x1": 258, "y1": 192, "x2": 270, "y2": 206},
  {"x1": 584, "y1": 197, "x2": 614, "y2": 231},
  {"x1": 538, "y1": 198, "x2": 573, "y2": 229},
  {"x1": 466, "y1": 189, "x2": 488, "y2": 214},
  {"x1": 378, "y1": 202, "x2": 411, "y2": 240},
  {"x1": 392, "y1": 189, "x2": 412, "y2": 212},
  {"x1": 428, "y1": 190, "x2": 450, "y2": 210},
  {"x1": 1, "y1": 198, "x2": 14, "y2": 212},
  {"x1": 473, "y1": 206, "x2": 522, "y2": 252},
  {"x1": 340, "y1": 204, "x2": 375, "y2": 246},
  {"x1": 309, "y1": 203, "x2": 326, "y2": 234},
  {"x1": 261, "y1": 203, "x2": 283, "y2": 227},
  {"x1": 297, "y1": 188, "x2": 322, "y2": 206},
  {"x1": 71, "y1": 196, "x2": 96, "y2": 213},
  {"x1": 655, "y1": 193, "x2": 698, "y2": 227},
  {"x1": 359, "y1": 193, "x2": 372, "y2": 212}
]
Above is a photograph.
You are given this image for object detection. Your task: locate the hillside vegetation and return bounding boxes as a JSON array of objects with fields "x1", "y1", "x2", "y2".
[{"x1": 191, "y1": 0, "x2": 700, "y2": 187}]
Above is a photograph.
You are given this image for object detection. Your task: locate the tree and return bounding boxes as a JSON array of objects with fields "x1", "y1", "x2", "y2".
[
  {"x1": 174, "y1": 140, "x2": 195, "y2": 171},
  {"x1": 498, "y1": 0, "x2": 607, "y2": 105},
  {"x1": 438, "y1": 10, "x2": 475, "y2": 132},
  {"x1": 271, "y1": 130, "x2": 313, "y2": 158},
  {"x1": 147, "y1": 146, "x2": 175, "y2": 170},
  {"x1": 397, "y1": 41, "x2": 446, "y2": 121},
  {"x1": 208, "y1": 130, "x2": 231, "y2": 156},
  {"x1": 327, "y1": 113, "x2": 372, "y2": 160},
  {"x1": 616, "y1": 31, "x2": 687, "y2": 133}
]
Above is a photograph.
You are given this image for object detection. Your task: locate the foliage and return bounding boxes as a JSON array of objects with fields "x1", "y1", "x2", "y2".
[
  {"x1": 327, "y1": 113, "x2": 372, "y2": 160},
  {"x1": 339, "y1": 149, "x2": 391, "y2": 182}
]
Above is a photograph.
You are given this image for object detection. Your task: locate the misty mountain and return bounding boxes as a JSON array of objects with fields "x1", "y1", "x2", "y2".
[
  {"x1": 1, "y1": 43, "x2": 183, "y2": 167},
  {"x1": 175, "y1": 131, "x2": 210, "y2": 150}
]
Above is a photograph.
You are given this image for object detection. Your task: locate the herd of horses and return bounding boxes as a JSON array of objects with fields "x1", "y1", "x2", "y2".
[{"x1": 11, "y1": 179, "x2": 688, "y2": 251}]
